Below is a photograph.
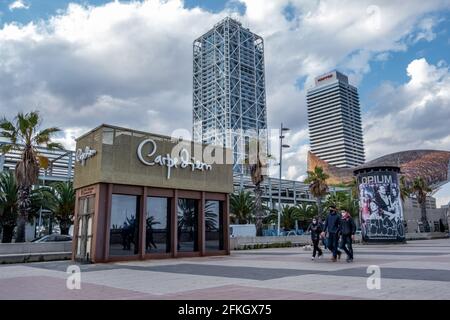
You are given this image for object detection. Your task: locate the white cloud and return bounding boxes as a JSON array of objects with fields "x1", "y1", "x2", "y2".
[
  {"x1": 364, "y1": 58, "x2": 450, "y2": 160},
  {"x1": 0, "y1": 0, "x2": 449, "y2": 182},
  {"x1": 411, "y1": 17, "x2": 438, "y2": 43},
  {"x1": 8, "y1": 0, "x2": 30, "y2": 11}
]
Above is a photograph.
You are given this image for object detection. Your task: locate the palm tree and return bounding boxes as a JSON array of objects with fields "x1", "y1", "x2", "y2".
[
  {"x1": 410, "y1": 177, "x2": 432, "y2": 232},
  {"x1": 280, "y1": 205, "x2": 299, "y2": 230},
  {"x1": 304, "y1": 166, "x2": 329, "y2": 219},
  {"x1": 345, "y1": 177, "x2": 359, "y2": 201},
  {"x1": 399, "y1": 175, "x2": 410, "y2": 204},
  {"x1": 248, "y1": 137, "x2": 267, "y2": 236},
  {"x1": 41, "y1": 182, "x2": 75, "y2": 235},
  {"x1": 324, "y1": 192, "x2": 348, "y2": 210},
  {"x1": 296, "y1": 202, "x2": 317, "y2": 220},
  {"x1": 0, "y1": 111, "x2": 62, "y2": 242},
  {"x1": 262, "y1": 207, "x2": 279, "y2": 225},
  {"x1": 295, "y1": 203, "x2": 318, "y2": 230},
  {"x1": 0, "y1": 171, "x2": 18, "y2": 243},
  {"x1": 342, "y1": 196, "x2": 360, "y2": 218},
  {"x1": 230, "y1": 191, "x2": 255, "y2": 224}
]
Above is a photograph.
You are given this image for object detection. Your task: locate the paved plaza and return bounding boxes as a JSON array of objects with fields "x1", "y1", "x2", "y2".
[{"x1": 1, "y1": 238, "x2": 450, "y2": 300}]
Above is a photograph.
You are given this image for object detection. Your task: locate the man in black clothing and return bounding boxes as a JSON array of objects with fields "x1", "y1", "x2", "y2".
[
  {"x1": 321, "y1": 205, "x2": 342, "y2": 262},
  {"x1": 307, "y1": 217, "x2": 323, "y2": 260},
  {"x1": 340, "y1": 210, "x2": 356, "y2": 262}
]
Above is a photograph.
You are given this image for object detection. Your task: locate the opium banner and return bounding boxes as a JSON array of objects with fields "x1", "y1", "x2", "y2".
[{"x1": 357, "y1": 169, "x2": 405, "y2": 242}]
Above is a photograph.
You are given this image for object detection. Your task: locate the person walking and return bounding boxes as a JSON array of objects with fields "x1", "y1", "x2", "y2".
[
  {"x1": 307, "y1": 217, "x2": 323, "y2": 260},
  {"x1": 317, "y1": 218, "x2": 328, "y2": 250},
  {"x1": 321, "y1": 205, "x2": 342, "y2": 262},
  {"x1": 340, "y1": 210, "x2": 356, "y2": 262}
]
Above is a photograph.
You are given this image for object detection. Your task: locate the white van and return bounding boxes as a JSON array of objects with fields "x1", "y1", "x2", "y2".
[{"x1": 229, "y1": 224, "x2": 257, "y2": 238}]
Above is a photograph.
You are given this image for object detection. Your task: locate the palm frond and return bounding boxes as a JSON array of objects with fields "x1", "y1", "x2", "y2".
[
  {"x1": 33, "y1": 127, "x2": 62, "y2": 145},
  {"x1": 16, "y1": 112, "x2": 30, "y2": 141},
  {"x1": 27, "y1": 111, "x2": 40, "y2": 129},
  {"x1": 0, "y1": 118, "x2": 19, "y2": 147},
  {"x1": 46, "y1": 142, "x2": 64, "y2": 150},
  {"x1": 0, "y1": 144, "x2": 13, "y2": 155},
  {"x1": 0, "y1": 171, "x2": 19, "y2": 228},
  {"x1": 0, "y1": 118, "x2": 16, "y2": 132}
]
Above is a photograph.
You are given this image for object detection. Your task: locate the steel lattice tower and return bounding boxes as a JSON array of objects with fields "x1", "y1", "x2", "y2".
[{"x1": 193, "y1": 17, "x2": 268, "y2": 174}]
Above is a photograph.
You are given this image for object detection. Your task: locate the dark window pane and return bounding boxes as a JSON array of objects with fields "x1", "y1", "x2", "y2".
[
  {"x1": 205, "y1": 200, "x2": 224, "y2": 251},
  {"x1": 146, "y1": 197, "x2": 171, "y2": 254},
  {"x1": 109, "y1": 195, "x2": 140, "y2": 256},
  {"x1": 177, "y1": 199, "x2": 198, "y2": 252}
]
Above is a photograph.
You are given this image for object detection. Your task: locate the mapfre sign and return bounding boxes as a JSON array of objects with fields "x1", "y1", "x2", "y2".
[{"x1": 317, "y1": 73, "x2": 334, "y2": 83}]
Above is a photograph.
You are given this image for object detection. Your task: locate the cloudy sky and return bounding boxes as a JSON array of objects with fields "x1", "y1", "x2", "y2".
[{"x1": 1, "y1": 0, "x2": 450, "y2": 205}]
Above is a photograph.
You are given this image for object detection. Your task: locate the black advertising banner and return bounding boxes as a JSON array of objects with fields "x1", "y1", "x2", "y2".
[{"x1": 357, "y1": 170, "x2": 405, "y2": 242}]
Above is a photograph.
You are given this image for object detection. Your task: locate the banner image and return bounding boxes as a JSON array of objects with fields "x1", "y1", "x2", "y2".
[{"x1": 358, "y1": 171, "x2": 405, "y2": 242}]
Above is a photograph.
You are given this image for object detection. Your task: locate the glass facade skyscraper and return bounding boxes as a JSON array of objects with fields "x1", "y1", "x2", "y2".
[
  {"x1": 307, "y1": 70, "x2": 365, "y2": 168},
  {"x1": 193, "y1": 17, "x2": 268, "y2": 173}
]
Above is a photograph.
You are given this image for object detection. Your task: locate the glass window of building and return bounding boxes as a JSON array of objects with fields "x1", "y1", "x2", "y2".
[
  {"x1": 205, "y1": 200, "x2": 224, "y2": 251},
  {"x1": 102, "y1": 127, "x2": 114, "y2": 145},
  {"x1": 109, "y1": 195, "x2": 140, "y2": 256},
  {"x1": 146, "y1": 197, "x2": 171, "y2": 254},
  {"x1": 177, "y1": 199, "x2": 198, "y2": 252}
]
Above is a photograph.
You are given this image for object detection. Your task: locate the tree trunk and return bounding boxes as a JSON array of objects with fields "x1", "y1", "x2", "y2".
[
  {"x1": 60, "y1": 222, "x2": 70, "y2": 236},
  {"x1": 15, "y1": 215, "x2": 26, "y2": 243},
  {"x1": 1, "y1": 225, "x2": 15, "y2": 243},
  {"x1": 420, "y1": 202, "x2": 430, "y2": 232},
  {"x1": 317, "y1": 197, "x2": 322, "y2": 221},
  {"x1": 15, "y1": 186, "x2": 32, "y2": 243},
  {"x1": 254, "y1": 185, "x2": 264, "y2": 236}
]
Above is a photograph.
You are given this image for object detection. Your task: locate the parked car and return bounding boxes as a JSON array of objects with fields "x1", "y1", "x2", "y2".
[{"x1": 31, "y1": 234, "x2": 72, "y2": 243}]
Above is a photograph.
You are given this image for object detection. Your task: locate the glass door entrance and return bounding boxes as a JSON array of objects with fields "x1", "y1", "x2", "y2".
[{"x1": 75, "y1": 196, "x2": 95, "y2": 263}]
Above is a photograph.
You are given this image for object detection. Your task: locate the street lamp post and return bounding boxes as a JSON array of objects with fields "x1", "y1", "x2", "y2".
[{"x1": 278, "y1": 123, "x2": 290, "y2": 236}]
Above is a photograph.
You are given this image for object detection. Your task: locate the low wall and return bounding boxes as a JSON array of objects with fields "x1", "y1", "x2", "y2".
[
  {"x1": 405, "y1": 232, "x2": 449, "y2": 240},
  {"x1": 0, "y1": 242, "x2": 72, "y2": 255},
  {"x1": 230, "y1": 235, "x2": 363, "y2": 250},
  {"x1": 230, "y1": 232, "x2": 449, "y2": 250},
  {"x1": 0, "y1": 253, "x2": 72, "y2": 264},
  {"x1": 0, "y1": 242, "x2": 73, "y2": 264}
]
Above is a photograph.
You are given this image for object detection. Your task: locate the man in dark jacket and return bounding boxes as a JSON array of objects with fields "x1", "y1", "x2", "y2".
[
  {"x1": 307, "y1": 217, "x2": 323, "y2": 260},
  {"x1": 321, "y1": 205, "x2": 342, "y2": 262},
  {"x1": 340, "y1": 210, "x2": 356, "y2": 262}
]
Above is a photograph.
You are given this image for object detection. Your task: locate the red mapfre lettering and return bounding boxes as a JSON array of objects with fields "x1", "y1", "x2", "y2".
[{"x1": 318, "y1": 74, "x2": 333, "y2": 82}]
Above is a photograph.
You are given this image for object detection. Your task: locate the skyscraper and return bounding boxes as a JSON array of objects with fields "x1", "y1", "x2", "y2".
[
  {"x1": 307, "y1": 70, "x2": 365, "y2": 168},
  {"x1": 193, "y1": 17, "x2": 268, "y2": 173}
]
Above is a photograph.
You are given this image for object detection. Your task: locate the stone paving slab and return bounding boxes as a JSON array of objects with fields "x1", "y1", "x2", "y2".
[
  {"x1": 0, "y1": 239, "x2": 450, "y2": 300},
  {"x1": 162, "y1": 284, "x2": 365, "y2": 300},
  {"x1": 375, "y1": 261, "x2": 450, "y2": 270},
  {"x1": 327, "y1": 267, "x2": 450, "y2": 282},
  {"x1": 79, "y1": 269, "x2": 258, "y2": 295},
  {"x1": 0, "y1": 276, "x2": 159, "y2": 300},
  {"x1": 250, "y1": 274, "x2": 450, "y2": 300},
  {"x1": 137, "y1": 263, "x2": 317, "y2": 280}
]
